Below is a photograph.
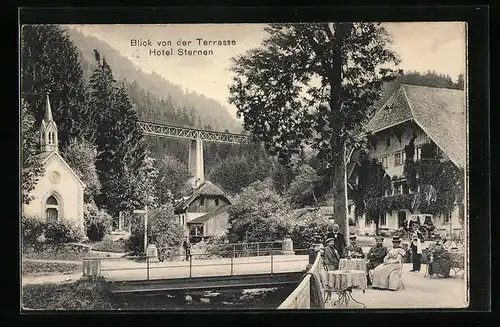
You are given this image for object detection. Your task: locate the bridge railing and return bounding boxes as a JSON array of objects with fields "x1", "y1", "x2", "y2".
[
  {"x1": 277, "y1": 252, "x2": 324, "y2": 309},
  {"x1": 155, "y1": 241, "x2": 287, "y2": 261},
  {"x1": 83, "y1": 248, "x2": 310, "y2": 281}
]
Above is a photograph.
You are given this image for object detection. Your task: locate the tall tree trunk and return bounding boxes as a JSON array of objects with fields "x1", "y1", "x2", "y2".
[{"x1": 329, "y1": 23, "x2": 349, "y2": 240}]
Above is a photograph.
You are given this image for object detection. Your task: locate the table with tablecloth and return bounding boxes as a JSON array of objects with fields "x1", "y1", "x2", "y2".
[{"x1": 322, "y1": 270, "x2": 367, "y2": 308}]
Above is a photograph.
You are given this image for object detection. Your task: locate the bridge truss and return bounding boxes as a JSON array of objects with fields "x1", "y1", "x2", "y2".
[{"x1": 137, "y1": 120, "x2": 248, "y2": 144}]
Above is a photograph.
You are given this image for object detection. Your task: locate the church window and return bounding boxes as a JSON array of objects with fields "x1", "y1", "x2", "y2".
[{"x1": 45, "y1": 195, "x2": 59, "y2": 222}]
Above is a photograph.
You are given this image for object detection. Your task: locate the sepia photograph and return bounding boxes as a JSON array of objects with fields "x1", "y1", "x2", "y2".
[{"x1": 20, "y1": 20, "x2": 469, "y2": 310}]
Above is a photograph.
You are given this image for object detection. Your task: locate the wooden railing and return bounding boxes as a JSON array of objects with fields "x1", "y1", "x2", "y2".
[{"x1": 277, "y1": 252, "x2": 324, "y2": 309}]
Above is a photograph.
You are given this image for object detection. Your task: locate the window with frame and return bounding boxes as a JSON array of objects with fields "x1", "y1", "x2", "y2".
[
  {"x1": 381, "y1": 156, "x2": 388, "y2": 168},
  {"x1": 444, "y1": 212, "x2": 452, "y2": 224},
  {"x1": 385, "y1": 136, "x2": 391, "y2": 148},
  {"x1": 215, "y1": 198, "x2": 219, "y2": 206},
  {"x1": 415, "y1": 146, "x2": 422, "y2": 161},
  {"x1": 394, "y1": 152, "x2": 403, "y2": 166},
  {"x1": 380, "y1": 213, "x2": 387, "y2": 226}
]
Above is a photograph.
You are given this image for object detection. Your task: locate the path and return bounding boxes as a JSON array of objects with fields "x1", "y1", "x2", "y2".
[
  {"x1": 23, "y1": 258, "x2": 82, "y2": 265},
  {"x1": 325, "y1": 263, "x2": 467, "y2": 309},
  {"x1": 100, "y1": 255, "x2": 310, "y2": 281}
]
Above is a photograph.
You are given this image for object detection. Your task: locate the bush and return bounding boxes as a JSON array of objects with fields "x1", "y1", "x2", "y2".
[
  {"x1": 91, "y1": 238, "x2": 127, "y2": 253},
  {"x1": 44, "y1": 220, "x2": 84, "y2": 244},
  {"x1": 21, "y1": 217, "x2": 84, "y2": 245},
  {"x1": 21, "y1": 216, "x2": 45, "y2": 245},
  {"x1": 290, "y1": 210, "x2": 332, "y2": 250},
  {"x1": 227, "y1": 179, "x2": 292, "y2": 243},
  {"x1": 84, "y1": 202, "x2": 113, "y2": 242},
  {"x1": 125, "y1": 204, "x2": 184, "y2": 255}
]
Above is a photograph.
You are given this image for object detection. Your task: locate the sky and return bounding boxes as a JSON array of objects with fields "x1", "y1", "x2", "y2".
[{"x1": 69, "y1": 22, "x2": 466, "y2": 119}]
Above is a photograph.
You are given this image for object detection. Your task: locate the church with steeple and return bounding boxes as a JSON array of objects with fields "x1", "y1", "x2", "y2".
[{"x1": 22, "y1": 95, "x2": 86, "y2": 233}]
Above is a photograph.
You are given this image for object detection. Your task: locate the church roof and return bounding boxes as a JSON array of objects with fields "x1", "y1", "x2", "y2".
[
  {"x1": 363, "y1": 84, "x2": 466, "y2": 169},
  {"x1": 174, "y1": 180, "x2": 231, "y2": 213}
]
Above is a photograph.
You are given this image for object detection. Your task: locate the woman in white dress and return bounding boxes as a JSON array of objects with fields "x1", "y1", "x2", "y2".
[{"x1": 371, "y1": 236, "x2": 406, "y2": 291}]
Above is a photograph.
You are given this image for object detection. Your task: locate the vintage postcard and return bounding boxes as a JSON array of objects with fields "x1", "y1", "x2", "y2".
[{"x1": 20, "y1": 21, "x2": 469, "y2": 310}]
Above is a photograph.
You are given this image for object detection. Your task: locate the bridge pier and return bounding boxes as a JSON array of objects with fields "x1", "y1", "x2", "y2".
[{"x1": 188, "y1": 137, "x2": 204, "y2": 188}]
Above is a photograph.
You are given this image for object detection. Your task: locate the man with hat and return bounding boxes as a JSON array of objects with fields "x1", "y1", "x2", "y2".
[
  {"x1": 343, "y1": 234, "x2": 365, "y2": 259},
  {"x1": 366, "y1": 235, "x2": 388, "y2": 285},
  {"x1": 410, "y1": 232, "x2": 424, "y2": 272},
  {"x1": 326, "y1": 223, "x2": 347, "y2": 258},
  {"x1": 322, "y1": 237, "x2": 340, "y2": 270}
]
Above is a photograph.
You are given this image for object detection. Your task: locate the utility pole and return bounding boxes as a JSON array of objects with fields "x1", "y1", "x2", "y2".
[{"x1": 133, "y1": 206, "x2": 148, "y2": 255}]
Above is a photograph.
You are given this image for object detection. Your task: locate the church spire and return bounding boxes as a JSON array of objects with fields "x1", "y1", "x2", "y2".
[
  {"x1": 44, "y1": 94, "x2": 53, "y2": 122},
  {"x1": 40, "y1": 94, "x2": 58, "y2": 153}
]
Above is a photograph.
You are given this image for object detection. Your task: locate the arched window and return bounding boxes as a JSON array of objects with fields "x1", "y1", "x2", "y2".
[{"x1": 45, "y1": 195, "x2": 59, "y2": 222}]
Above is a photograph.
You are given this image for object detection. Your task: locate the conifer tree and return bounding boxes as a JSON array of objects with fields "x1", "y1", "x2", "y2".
[{"x1": 21, "y1": 25, "x2": 92, "y2": 148}]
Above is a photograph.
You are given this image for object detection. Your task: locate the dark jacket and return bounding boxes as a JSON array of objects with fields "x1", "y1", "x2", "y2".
[{"x1": 326, "y1": 232, "x2": 347, "y2": 258}]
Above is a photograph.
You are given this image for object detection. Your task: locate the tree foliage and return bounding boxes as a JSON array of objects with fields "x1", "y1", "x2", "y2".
[
  {"x1": 21, "y1": 100, "x2": 45, "y2": 205},
  {"x1": 155, "y1": 155, "x2": 191, "y2": 204},
  {"x1": 21, "y1": 25, "x2": 92, "y2": 148},
  {"x1": 62, "y1": 137, "x2": 101, "y2": 203},
  {"x1": 126, "y1": 204, "x2": 184, "y2": 254},
  {"x1": 226, "y1": 179, "x2": 292, "y2": 243},
  {"x1": 89, "y1": 53, "x2": 150, "y2": 217},
  {"x1": 287, "y1": 164, "x2": 321, "y2": 207},
  {"x1": 229, "y1": 23, "x2": 401, "y2": 236}
]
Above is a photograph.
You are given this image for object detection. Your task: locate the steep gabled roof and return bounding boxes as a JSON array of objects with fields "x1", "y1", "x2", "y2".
[
  {"x1": 174, "y1": 180, "x2": 231, "y2": 213},
  {"x1": 187, "y1": 204, "x2": 231, "y2": 224},
  {"x1": 364, "y1": 84, "x2": 467, "y2": 169}
]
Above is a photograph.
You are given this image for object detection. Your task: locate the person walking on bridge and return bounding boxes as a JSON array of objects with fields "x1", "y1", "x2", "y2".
[{"x1": 183, "y1": 236, "x2": 191, "y2": 261}]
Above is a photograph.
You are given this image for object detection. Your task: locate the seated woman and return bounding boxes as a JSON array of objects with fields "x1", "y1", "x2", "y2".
[
  {"x1": 371, "y1": 236, "x2": 406, "y2": 291},
  {"x1": 322, "y1": 238, "x2": 340, "y2": 271},
  {"x1": 428, "y1": 241, "x2": 452, "y2": 277}
]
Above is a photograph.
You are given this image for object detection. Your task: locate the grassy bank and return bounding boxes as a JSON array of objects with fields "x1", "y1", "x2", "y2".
[
  {"x1": 22, "y1": 261, "x2": 81, "y2": 276},
  {"x1": 90, "y1": 238, "x2": 128, "y2": 253},
  {"x1": 22, "y1": 279, "x2": 113, "y2": 310}
]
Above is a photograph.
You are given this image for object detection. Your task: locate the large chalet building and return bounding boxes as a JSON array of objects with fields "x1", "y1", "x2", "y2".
[{"x1": 352, "y1": 84, "x2": 466, "y2": 238}]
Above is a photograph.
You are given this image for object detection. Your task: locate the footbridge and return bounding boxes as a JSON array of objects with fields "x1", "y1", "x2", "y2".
[{"x1": 82, "y1": 241, "x2": 309, "y2": 295}]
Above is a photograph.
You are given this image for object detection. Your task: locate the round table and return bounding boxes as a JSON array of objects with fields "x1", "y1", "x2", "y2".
[
  {"x1": 323, "y1": 270, "x2": 367, "y2": 308},
  {"x1": 339, "y1": 258, "x2": 367, "y2": 271}
]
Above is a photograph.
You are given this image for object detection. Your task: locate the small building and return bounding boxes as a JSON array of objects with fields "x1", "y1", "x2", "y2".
[
  {"x1": 22, "y1": 95, "x2": 86, "y2": 233},
  {"x1": 174, "y1": 180, "x2": 232, "y2": 240}
]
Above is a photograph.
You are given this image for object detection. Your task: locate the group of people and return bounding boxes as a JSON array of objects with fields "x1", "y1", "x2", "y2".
[{"x1": 320, "y1": 224, "x2": 456, "y2": 291}]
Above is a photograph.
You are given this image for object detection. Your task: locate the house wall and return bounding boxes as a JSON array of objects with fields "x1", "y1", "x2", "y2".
[
  {"x1": 187, "y1": 195, "x2": 231, "y2": 214},
  {"x1": 22, "y1": 154, "x2": 85, "y2": 233},
  {"x1": 185, "y1": 212, "x2": 205, "y2": 223},
  {"x1": 369, "y1": 121, "x2": 451, "y2": 178},
  {"x1": 204, "y1": 211, "x2": 230, "y2": 237}
]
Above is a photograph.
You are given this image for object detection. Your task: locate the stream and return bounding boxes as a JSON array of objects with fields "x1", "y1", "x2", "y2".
[{"x1": 108, "y1": 285, "x2": 297, "y2": 310}]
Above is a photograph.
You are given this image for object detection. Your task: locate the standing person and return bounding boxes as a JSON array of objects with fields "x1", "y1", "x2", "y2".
[
  {"x1": 326, "y1": 223, "x2": 347, "y2": 259},
  {"x1": 322, "y1": 238, "x2": 340, "y2": 271},
  {"x1": 410, "y1": 233, "x2": 423, "y2": 272},
  {"x1": 366, "y1": 236, "x2": 388, "y2": 285},
  {"x1": 183, "y1": 236, "x2": 191, "y2": 261}
]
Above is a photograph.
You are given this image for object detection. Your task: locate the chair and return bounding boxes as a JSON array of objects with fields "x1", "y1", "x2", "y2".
[{"x1": 399, "y1": 260, "x2": 405, "y2": 290}]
